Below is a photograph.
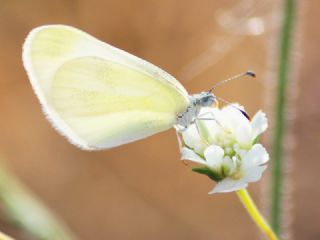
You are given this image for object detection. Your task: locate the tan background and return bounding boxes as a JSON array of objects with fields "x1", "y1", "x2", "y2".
[{"x1": 0, "y1": 0, "x2": 319, "y2": 239}]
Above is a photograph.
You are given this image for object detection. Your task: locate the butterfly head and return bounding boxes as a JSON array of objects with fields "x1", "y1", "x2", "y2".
[{"x1": 198, "y1": 91, "x2": 217, "y2": 107}]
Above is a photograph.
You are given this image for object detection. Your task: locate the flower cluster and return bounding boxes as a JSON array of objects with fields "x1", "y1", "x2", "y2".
[{"x1": 180, "y1": 105, "x2": 269, "y2": 193}]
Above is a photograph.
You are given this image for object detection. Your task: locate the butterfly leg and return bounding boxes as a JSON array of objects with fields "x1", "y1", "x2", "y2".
[
  {"x1": 194, "y1": 111, "x2": 218, "y2": 140},
  {"x1": 196, "y1": 111, "x2": 222, "y2": 128},
  {"x1": 196, "y1": 112, "x2": 230, "y2": 133},
  {"x1": 174, "y1": 125, "x2": 188, "y2": 132}
]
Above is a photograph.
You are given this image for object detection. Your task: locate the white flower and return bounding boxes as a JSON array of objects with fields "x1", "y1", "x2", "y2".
[{"x1": 180, "y1": 105, "x2": 269, "y2": 193}]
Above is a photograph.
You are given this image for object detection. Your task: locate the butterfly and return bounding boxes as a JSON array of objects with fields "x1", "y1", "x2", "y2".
[{"x1": 22, "y1": 25, "x2": 254, "y2": 150}]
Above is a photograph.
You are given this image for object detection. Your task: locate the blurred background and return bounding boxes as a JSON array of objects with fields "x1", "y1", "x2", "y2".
[{"x1": 0, "y1": 0, "x2": 319, "y2": 239}]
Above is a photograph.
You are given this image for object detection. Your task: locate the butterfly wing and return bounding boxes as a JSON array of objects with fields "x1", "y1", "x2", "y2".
[{"x1": 23, "y1": 25, "x2": 189, "y2": 149}]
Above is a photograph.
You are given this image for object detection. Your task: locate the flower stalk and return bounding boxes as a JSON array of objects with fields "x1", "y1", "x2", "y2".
[{"x1": 236, "y1": 189, "x2": 278, "y2": 240}]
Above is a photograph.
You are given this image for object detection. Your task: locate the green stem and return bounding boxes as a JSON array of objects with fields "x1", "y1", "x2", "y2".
[
  {"x1": 0, "y1": 165, "x2": 75, "y2": 240},
  {"x1": 236, "y1": 189, "x2": 278, "y2": 240},
  {"x1": 0, "y1": 231, "x2": 14, "y2": 240},
  {"x1": 271, "y1": 0, "x2": 296, "y2": 235}
]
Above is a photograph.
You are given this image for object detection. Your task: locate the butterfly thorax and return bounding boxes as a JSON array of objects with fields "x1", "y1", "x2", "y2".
[{"x1": 175, "y1": 92, "x2": 216, "y2": 131}]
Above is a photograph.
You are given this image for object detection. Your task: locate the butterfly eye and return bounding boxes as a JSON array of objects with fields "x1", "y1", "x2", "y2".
[{"x1": 200, "y1": 93, "x2": 216, "y2": 107}]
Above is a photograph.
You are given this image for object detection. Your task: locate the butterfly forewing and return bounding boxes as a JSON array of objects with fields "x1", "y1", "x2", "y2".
[{"x1": 23, "y1": 25, "x2": 189, "y2": 149}]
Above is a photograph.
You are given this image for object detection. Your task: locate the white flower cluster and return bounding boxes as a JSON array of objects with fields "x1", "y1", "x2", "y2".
[{"x1": 180, "y1": 105, "x2": 269, "y2": 193}]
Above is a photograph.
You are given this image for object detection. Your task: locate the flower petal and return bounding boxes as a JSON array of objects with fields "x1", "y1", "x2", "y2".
[
  {"x1": 199, "y1": 107, "x2": 223, "y2": 140},
  {"x1": 181, "y1": 147, "x2": 206, "y2": 164},
  {"x1": 251, "y1": 110, "x2": 268, "y2": 139},
  {"x1": 242, "y1": 165, "x2": 267, "y2": 182},
  {"x1": 222, "y1": 156, "x2": 236, "y2": 175},
  {"x1": 221, "y1": 105, "x2": 250, "y2": 131},
  {"x1": 204, "y1": 145, "x2": 224, "y2": 169},
  {"x1": 235, "y1": 123, "x2": 253, "y2": 147},
  {"x1": 242, "y1": 144, "x2": 269, "y2": 168},
  {"x1": 220, "y1": 105, "x2": 255, "y2": 147},
  {"x1": 182, "y1": 125, "x2": 206, "y2": 154},
  {"x1": 209, "y1": 179, "x2": 248, "y2": 194}
]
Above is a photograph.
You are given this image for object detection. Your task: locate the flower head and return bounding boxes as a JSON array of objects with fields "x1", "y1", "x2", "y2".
[{"x1": 180, "y1": 105, "x2": 269, "y2": 193}]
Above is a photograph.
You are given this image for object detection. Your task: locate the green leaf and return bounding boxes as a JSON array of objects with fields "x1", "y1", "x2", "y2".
[
  {"x1": 253, "y1": 136, "x2": 260, "y2": 144},
  {"x1": 192, "y1": 167, "x2": 223, "y2": 182}
]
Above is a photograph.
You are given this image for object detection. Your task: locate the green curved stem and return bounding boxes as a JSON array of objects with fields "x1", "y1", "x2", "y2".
[{"x1": 236, "y1": 189, "x2": 278, "y2": 240}]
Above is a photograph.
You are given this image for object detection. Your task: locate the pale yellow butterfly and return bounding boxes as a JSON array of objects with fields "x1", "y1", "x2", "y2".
[{"x1": 23, "y1": 25, "x2": 245, "y2": 150}]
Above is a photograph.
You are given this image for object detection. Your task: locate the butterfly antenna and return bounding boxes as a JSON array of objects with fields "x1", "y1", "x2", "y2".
[
  {"x1": 208, "y1": 71, "x2": 256, "y2": 92},
  {"x1": 215, "y1": 96, "x2": 251, "y2": 120}
]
